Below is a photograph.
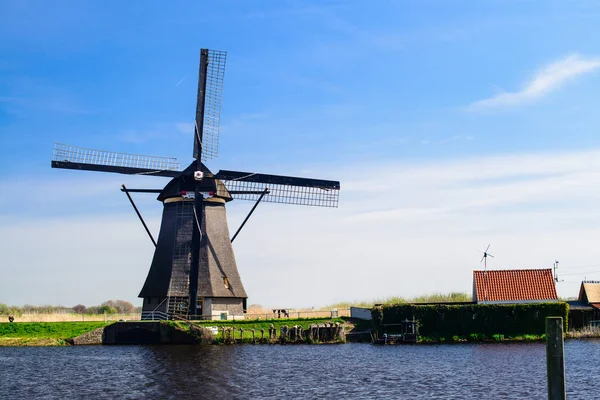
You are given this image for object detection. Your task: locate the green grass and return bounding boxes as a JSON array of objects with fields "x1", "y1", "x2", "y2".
[
  {"x1": 0, "y1": 322, "x2": 109, "y2": 345},
  {"x1": 191, "y1": 317, "x2": 343, "y2": 330},
  {"x1": 172, "y1": 317, "x2": 346, "y2": 342}
]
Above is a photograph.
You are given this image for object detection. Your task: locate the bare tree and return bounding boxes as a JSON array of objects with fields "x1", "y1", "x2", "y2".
[{"x1": 73, "y1": 304, "x2": 86, "y2": 313}]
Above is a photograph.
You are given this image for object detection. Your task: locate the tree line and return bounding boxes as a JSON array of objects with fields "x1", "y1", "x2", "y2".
[{"x1": 0, "y1": 300, "x2": 142, "y2": 316}]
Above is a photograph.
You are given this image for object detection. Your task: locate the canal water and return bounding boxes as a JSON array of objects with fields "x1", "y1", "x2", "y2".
[{"x1": 1, "y1": 340, "x2": 599, "y2": 399}]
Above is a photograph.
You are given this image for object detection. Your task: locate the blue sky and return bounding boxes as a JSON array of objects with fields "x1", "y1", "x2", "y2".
[{"x1": 2, "y1": 1, "x2": 600, "y2": 307}]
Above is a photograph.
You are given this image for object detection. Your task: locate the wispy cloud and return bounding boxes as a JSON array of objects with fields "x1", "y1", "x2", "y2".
[
  {"x1": 175, "y1": 122, "x2": 194, "y2": 134},
  {"x1": 5, "y1": 148, "x2": 600, "y2": 306},
  {"x1": 230, "y1": 147, "x2": 600, "y2": 306},
  {"x1": 0, "y1": 95, "x2": 89, "y2": 115},
  {"x1": 417, "y1": 135, "x2": 473, "y2": 146},
  {"x1": 438, "y1": 135, "x2": 474, "y2": 144},
  {"x1": 469, "y1": 54, "x2": 600, "y2": 110},
  {"x1": 175, "y1": 75, "x2": 187, "y2": 87},
  {"x1": 118, "y1": 122, "x2": 194, "y2": 143},
  {"x1": 0, "y1": 76, "x2": 89, "y2": 115}
]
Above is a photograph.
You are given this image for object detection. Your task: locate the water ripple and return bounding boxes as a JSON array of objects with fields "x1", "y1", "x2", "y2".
[{"x1": 1, "y1": 340, "x2": 599, "y2": 399}]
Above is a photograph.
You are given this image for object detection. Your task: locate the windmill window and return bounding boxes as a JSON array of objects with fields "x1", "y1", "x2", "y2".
[{"x1": 223, "y1": 277, "x2": 230, "y2": 289}]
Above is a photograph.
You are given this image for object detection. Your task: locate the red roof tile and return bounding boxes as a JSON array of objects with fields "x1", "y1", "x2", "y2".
[
  {"x1": 590, "y1": 303, "x2": 600, "y2": 311},
  {"x1": 473, "y1": 269, "x2": 558, "y2": 303}
]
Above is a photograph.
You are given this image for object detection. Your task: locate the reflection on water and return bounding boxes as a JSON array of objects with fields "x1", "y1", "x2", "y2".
[{"x1": 1, "y1": 340, "x2": 599, "y2": 399}]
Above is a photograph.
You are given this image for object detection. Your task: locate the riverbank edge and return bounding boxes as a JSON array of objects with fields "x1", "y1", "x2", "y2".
[
  {"x1": 0, "y1": 318, "x2": 347, "y2": 346},
  {"x1": 2, "y1": 321, "x2": 599, "y2": 347}
]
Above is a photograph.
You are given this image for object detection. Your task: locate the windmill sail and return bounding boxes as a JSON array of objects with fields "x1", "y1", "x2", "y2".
[
  {"x1": 215, "y1": 169, "x2": 340, "y2": 207},
  {"x1": 51, "y1": 143, "x2": 181, "y2": 178},
  {"x1": 193, "y1": 49, "x2": 227, "y2": 161}
]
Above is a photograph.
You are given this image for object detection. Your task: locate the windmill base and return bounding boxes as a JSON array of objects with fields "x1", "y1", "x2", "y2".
[{"x1": 141, "y1": 296, "x2": 246, "y2": 321}]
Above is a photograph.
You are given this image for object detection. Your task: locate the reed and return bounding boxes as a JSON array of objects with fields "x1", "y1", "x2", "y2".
[
  {"x1": 9, "y1": 313, "x2": 140, "y2": 323},
  {"x1": 326, "y1": 292, "x2": 471, "y2": 309},
  {"x1": 567, "y1": 325, "x2": 600, "y2": 339}
]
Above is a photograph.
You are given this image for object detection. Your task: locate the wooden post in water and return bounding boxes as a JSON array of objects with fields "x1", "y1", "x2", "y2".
[{"x1": 546, "y1": 317, "x2": 566, "y2": 400}]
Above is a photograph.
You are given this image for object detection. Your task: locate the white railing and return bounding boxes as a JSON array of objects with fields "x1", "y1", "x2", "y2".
[
  {"x1": 241, "y1": 309, "x2": 350, "y2": 321},
  {"x1": 141, "y1": 311, "x2": 170, "y2": 321}
]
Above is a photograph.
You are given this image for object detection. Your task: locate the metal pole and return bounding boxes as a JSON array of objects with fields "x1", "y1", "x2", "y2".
[
  {"x1": 546, "y1": 317, "x2": 566, "y2": 400},
  {"x1": 231, "y1": 188, "x2": 269, "y2": 242},
  {"x1": 121, "y1": 184, "x2": 157, "y2": 247},
  {"x1": 483, "y1": 256, "x2": 487, "y2": 302}
]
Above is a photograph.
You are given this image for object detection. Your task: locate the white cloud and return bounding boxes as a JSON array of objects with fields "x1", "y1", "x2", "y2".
[
  {"x1": 469, "y1": 54, "x2": 600, "y2": 110},
  {"x1": 232, "y1": 148, "x2": 600, "y2": 306},
  {"x1": 0, "y1": 216, "x2": 159, "y2": 307},
  {"x1": 3, "y1": 148, "x2": 600, "y2": 307}
]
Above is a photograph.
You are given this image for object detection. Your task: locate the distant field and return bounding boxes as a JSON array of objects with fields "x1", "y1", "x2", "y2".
[
  {"x1": 7, "y1": 313, "x2": 141, "y2": 323},
  {"x1": 325, "y1": 292, "x2": 472, "y2": 309},
  {"x1": 6, "y1": 310, "x2": 349, "y2": 323},
  {"x1": 243, "y1": 308, "x2": 350, "y2": 320}
]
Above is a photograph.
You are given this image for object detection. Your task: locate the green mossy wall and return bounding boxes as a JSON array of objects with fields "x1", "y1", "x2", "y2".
[{"x1": 372, "y1": 303, "x2": 568, "y2": 337}]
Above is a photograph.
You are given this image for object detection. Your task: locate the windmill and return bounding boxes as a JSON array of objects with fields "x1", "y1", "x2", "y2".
[
  {"x1": 478, "y1": 244, "x2": 494, "y2": 302},
  {"x1": 51, "y1": 49, "x2": 340, "y2": 320}
]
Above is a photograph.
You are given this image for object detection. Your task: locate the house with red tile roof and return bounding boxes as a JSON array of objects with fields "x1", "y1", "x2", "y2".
[{"x1": 472, "y1": 268, "x2": 558, "y2": 304}]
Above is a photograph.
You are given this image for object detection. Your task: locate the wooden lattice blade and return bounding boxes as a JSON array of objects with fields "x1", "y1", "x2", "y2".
[
  {"x1": 51, "y1": 143, "x2": 181, "y2": 177},
  {"x1": 215, "y1": 169, "x2": 340, "y2": 208}
]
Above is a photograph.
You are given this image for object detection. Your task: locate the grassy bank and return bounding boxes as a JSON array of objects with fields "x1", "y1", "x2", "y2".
[
  {"x1": 172, "y1": 317, "x2": 346, "y2": 342},
  {"x1": 0, "y1": 322, "x2": 109, "y2": 346},
  {"x1": 417, "y1": 333, "x2": 545, "y2": 344},
  {"x1": 417, "y1": 331, "x2": 600, "y2": 343},
  {"x1": 193, "y1": 317, "x2": 344, "y2": 329},
  {"x1": 0, "y1": 318, "x2": 345, "y2": 346}
]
